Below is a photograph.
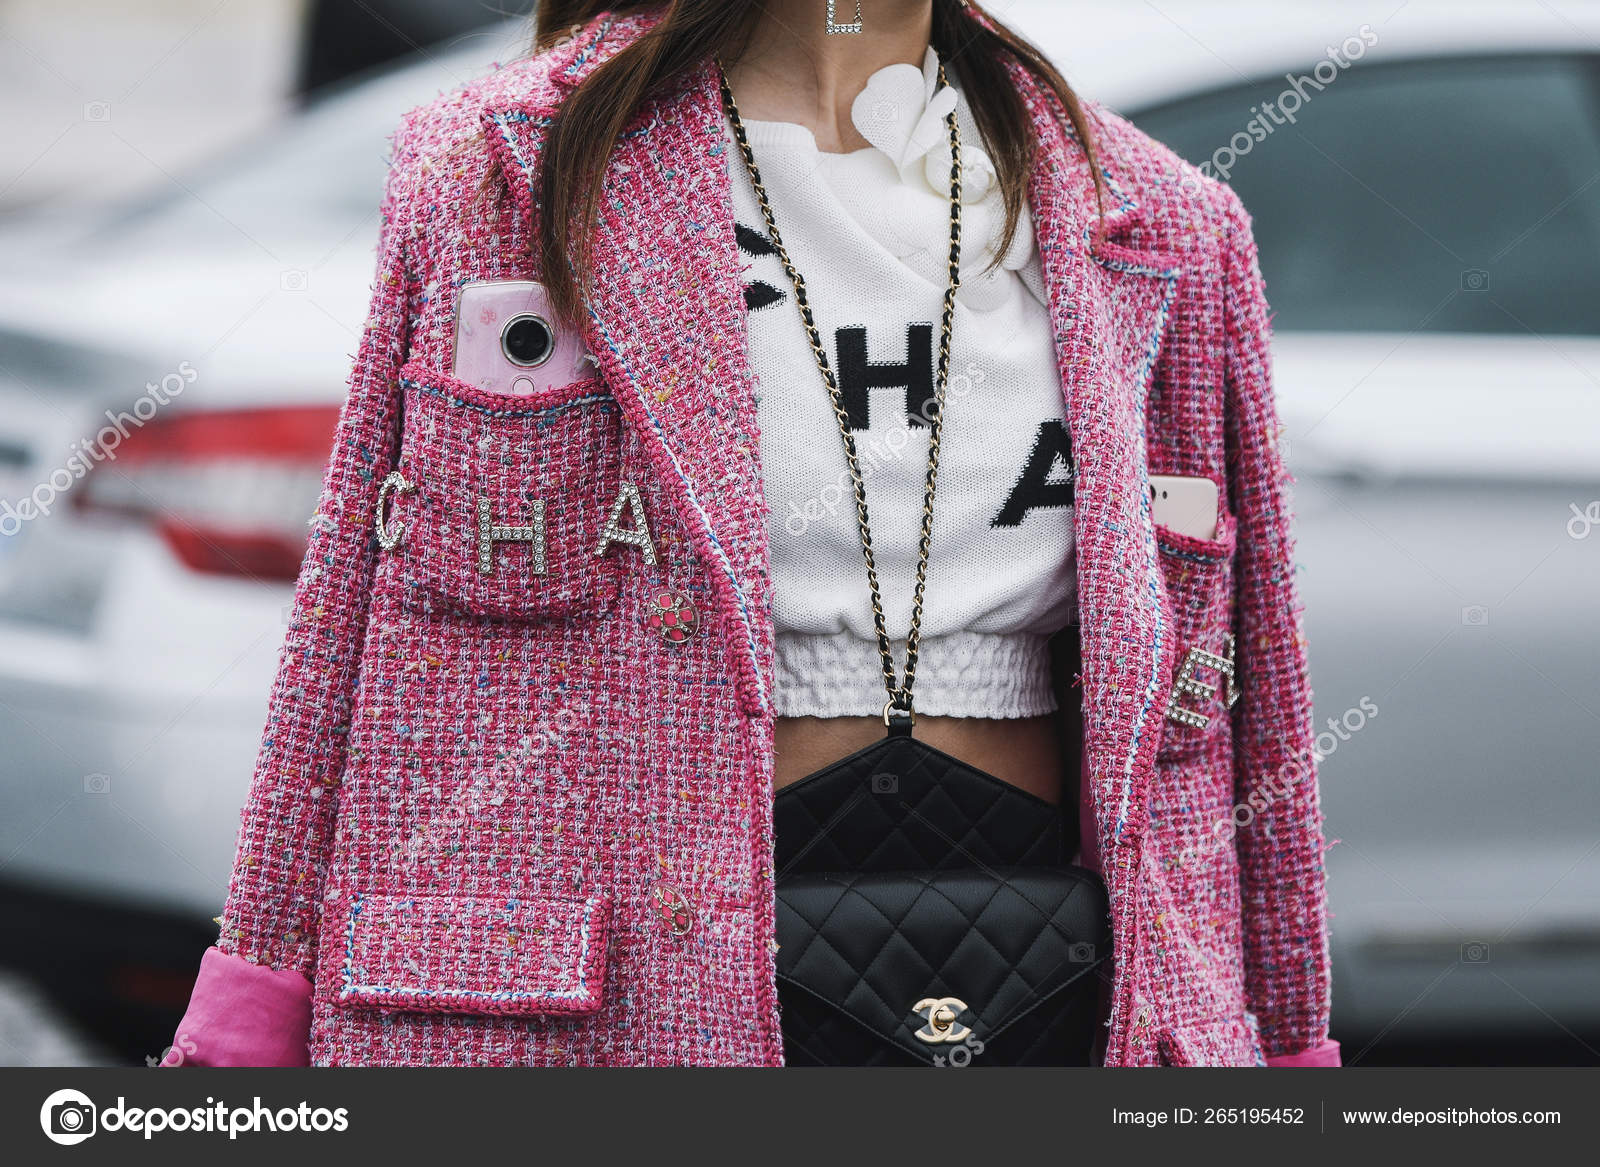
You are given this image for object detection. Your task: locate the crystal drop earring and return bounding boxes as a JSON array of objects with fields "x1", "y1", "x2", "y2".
[{"x1": 826, "y1": 0, "x2": 864, "y2": 35}]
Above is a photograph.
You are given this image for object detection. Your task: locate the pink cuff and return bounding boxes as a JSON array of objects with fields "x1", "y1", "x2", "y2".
[
  {"x1": 163, "y1": 946, "x2": 313, "y2": 1067},
  {"x1": 1266, "y1": 1039, "x2": 1341, "y2": 1067}
]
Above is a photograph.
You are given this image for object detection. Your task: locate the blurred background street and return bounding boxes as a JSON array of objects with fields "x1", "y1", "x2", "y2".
[{"x1": 0, "y1": 0, "x2": 1596, "y2": 1066}]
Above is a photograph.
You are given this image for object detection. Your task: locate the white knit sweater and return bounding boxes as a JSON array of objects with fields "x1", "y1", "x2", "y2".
[{"x1": 730, "y1": 50, "x2": 1077, "y2": 719}]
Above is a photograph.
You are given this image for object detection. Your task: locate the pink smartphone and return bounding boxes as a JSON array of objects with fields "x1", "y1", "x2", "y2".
[
  {"x1": 1149, "y1": 474, "x2": 1220, "y2": 540},
  {"x1": 453, "y1": 279, "x2": 597, "y2": 395}
]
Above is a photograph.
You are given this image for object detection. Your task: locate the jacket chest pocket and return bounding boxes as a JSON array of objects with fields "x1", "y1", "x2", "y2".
[
  {"x1": 1155, "y1": 510, "x2": 1238, "y2": 760},
  {"x1": 377, "y1": 362, "x2": 639, "y2": 623}
]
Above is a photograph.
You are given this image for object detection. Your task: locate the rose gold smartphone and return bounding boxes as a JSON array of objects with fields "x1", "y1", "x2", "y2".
[
  {"x1": 453, "y1": 280, "x2": 597, "y2": 395},
  {"x1": 1149, "y1": 474, "x2": 1220, "y2": 540}
]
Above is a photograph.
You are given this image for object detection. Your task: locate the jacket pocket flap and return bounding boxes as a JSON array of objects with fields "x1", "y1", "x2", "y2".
[
  {"x1": 335, "y1": 892, "x2": 609, "y2": 1017},
  {"x1": 1155, "y1": 509, "x2": 1239, "y2": 758}
]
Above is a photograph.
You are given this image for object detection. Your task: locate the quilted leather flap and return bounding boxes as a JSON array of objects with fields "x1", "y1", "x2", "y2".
[
  {"x1": 335, "y1": 892, "x2": 609, "y2": 1017},
  {"x1": 773, "y1": 734, "x2": 1067, "y2": 874},
  {"x1": 775, "y1": 868, "x2": 1109, "y2": 1060}
]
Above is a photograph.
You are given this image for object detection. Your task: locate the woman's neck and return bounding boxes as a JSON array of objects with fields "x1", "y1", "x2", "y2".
[{"x1": 725, "y1": 0, "x2": 934, "y2": 152}]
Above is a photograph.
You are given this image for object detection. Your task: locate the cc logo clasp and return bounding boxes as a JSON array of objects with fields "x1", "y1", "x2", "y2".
[{"x1": 911, "y1": 996, "x2": 972, "y2": 1044}]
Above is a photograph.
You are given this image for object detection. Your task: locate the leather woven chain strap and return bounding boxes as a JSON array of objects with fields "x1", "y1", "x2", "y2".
[{"x1": 718, "y1": 62, "x2": 963, "y2": 727}]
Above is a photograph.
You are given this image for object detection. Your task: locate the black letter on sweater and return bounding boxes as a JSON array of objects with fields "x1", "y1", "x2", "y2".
[
  {"x1": 735, "y1": 223, "x2": 777, "y2": 257},
  {"x1": 993, "y1": 420, "x2": 1075, "y2": 527},
  {"x1": 834, "y1": 324, "x2": 935, "y2": 431}
]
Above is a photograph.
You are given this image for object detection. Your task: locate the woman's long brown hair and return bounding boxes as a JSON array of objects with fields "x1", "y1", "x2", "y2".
[{"x1": 534, "y1": 0, "x2": 1101, "y2": 327}]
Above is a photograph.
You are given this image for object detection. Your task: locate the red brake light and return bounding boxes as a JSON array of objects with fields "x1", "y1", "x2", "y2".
[{"x1": 78, "y1": 406, "x2": 339, "y2": 582}]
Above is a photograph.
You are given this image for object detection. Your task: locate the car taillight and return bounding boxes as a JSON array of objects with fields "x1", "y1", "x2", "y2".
[{"x1": 78, "y1": 406, "x2": 339, "y2": 582}]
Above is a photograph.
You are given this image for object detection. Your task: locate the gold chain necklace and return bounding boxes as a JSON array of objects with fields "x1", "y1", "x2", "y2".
[{"x1": 718, "y1": 62, "x2": 964, "y2": 729}]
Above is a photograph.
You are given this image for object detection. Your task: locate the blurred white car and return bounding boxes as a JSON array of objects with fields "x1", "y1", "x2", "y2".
[
  {"x1": 0, "y1": 24, "x2": 526, "y2": 1059},
  {"x1": 1043, "y1": 0, "x2": 1600, "y2": 1056},
  {"x1": 0, "y1": 3, "x2": 1595, "y2": 1061}
]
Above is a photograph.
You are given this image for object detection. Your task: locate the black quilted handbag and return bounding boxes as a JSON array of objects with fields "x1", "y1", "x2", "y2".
[{"x1": 773, "y1": 725, "x2": 1111, "y2": 1067}]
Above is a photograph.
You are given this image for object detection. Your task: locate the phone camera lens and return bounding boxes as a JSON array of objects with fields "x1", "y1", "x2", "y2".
[{"x1": 501, "y1": 313, "x2": 554, "y2": 368}]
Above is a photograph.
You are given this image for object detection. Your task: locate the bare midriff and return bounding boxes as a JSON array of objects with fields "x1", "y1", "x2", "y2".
[{"x1": 773, "y1": 714, "x2": 1066, "y2": 804}]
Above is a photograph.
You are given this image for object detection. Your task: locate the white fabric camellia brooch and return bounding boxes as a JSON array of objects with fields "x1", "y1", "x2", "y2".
[
  {"x1": 845, "y1": 48, "x2": 1034, "y2": 310},
  {"x1": 850, "y1": 48, "x2": 998, "y2": 205}
]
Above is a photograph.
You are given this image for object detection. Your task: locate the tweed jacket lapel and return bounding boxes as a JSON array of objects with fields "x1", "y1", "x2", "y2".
[
  {"x1": 568, "y1": 64, "x2": 775, "y2": 718},
  {"x1": 1022, "y1": 84, "x2": 1184, "y2": 867},
  {"x1": 483, "y1": 20, "x2": 775, "y2": 717}
]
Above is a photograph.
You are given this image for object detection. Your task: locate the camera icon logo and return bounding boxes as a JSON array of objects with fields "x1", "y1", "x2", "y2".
[
  {"x1": 870, "y1": 98, "x2": 901, "y2": 124},
  {"x1": 869, "y1": 771, "x2": 898, "y2": 795},
  {"x1": 40, "y1": 1088, "x2": 97, "y2": 1145},
  {"x1": 1460, "y1": 268, "x2": 1491, "y2": 292},
  {"x1": 280, "y1": 269, "x2": 309, "y2": 292},
  {"x1": 1568, "y1": 501, "x2": 1600, "y2": 540}
]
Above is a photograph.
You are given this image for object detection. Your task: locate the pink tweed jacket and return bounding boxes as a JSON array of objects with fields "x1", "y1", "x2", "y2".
[{"x1": 171, "y1": 10, "x2": 1337, "y2": 1068}]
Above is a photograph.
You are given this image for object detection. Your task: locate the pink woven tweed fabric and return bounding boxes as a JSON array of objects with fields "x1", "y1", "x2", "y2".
[{"x1": 173, "y1": 9, "x2": 1335, "y2": 1068}]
